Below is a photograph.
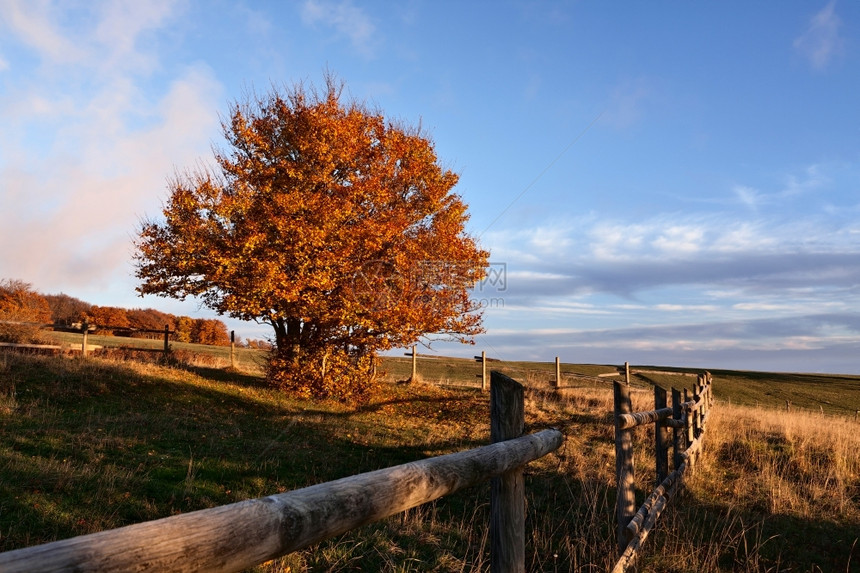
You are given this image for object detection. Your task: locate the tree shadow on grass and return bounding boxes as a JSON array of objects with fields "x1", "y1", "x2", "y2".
[
  {"x1": 0, "y1": 352, "x2": 502, "y2": 553},
  {"x1": 179, "y1": 363, "x2": 270, "y2": 390},
  {"x1": 646, "y1": 489, "x2": 860, "y2": 572}
]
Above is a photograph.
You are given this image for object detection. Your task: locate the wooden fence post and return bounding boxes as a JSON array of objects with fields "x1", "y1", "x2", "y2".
[
  {"x1": 625, "y1": 361, "x2": 630, "y2": 386},
  {"x1": 693, "y1": 383, "x2": 701, "y2": 439},
  {"x1": 614, "y1": 380, "x2": 635, "y2": 553},
  {"x1": 672, "y1": 387, "x2": 683, "y2": 470},
  {"x1": 490, "y1": 371, "x2": 525, "y2": 573},
  {"x1": 554, "y1": 356, "x2": 561, "y2": 389},
  {"x1": 482, "y1": 351, "x2": 487, "y2": 392},
  {"x1": 684, "y1": 389, "x2": 694, "y2": 449},
  {"x1": 81, "y1": 326, "x2": 88, "y2": 358},
  {"x1": 163, "y1": 324, "x2": 170, "y2": 357},
  {"x1": 654, "y1": 386, "x2": 669, "y2": 484},
  {"x1": 230, "y1": 331, "x2": 236, "y2": 370},
  {"x1": 411, "y1": 346, "x2": 417, "y2": 382}
]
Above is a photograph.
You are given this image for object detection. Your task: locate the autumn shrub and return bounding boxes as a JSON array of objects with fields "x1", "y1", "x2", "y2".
[
  {"x1": 266, "y1": 346, "x2": 377, "y2": 401},
  {"x1": 0, "y1": 279, "x2": 51, "y2": 344}
]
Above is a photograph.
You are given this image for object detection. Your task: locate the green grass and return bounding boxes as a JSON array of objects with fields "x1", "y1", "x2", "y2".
[
  {"x1": 1, "y1": 348, "x2": 859, "y2": 571},
  {"x1": 388, "y1": 354, "x2": 860, "y2": 416},
  {"x1": 705, "y1": 367, "x2": 860, "y2": 415},
  {"x1": 45, "y1": 330, "x2": 267, "y2": 372}
]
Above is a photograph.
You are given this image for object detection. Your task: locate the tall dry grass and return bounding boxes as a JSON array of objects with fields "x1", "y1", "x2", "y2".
[
  {"x1": 647, "y1": 401, "x2": 860, "y2": 571},
  {"x1": 695, "y1": 402, "x2": 860, "y2": 522}
]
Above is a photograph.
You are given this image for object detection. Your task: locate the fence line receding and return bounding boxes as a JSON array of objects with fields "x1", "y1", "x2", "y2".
[{"x1": 612, "y1": 372, "x2": 714, "y2": 573}]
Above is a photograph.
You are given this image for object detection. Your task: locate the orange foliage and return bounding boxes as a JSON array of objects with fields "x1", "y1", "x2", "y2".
[
  {"x1": 126, "y1": 308, "x2": 175, "y2": 338},
  {"x1": 244, "y1": 338, "x2": 273, "y2": 350},
  {"x1": 44, "y1": 293, "x2": 91, "y2": 327},
  {"x1": 135, "y1": 77, "x2": 488, "y2": 400},
  {"x1": 192, "y1": 318, "x2": 230, "y2": 346},
  {"x1": 175, "y1": 316, "x2": 194, "y2": 343},
  {"x1": 88, "y1": 306, "x2": 131, "y2": 334},
  {"x1": 0, "y1": 279, "x2": 52, "y2": 343}
]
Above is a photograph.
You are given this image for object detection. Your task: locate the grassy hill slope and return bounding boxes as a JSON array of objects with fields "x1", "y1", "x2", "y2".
[{"x1": 1, "y1": 349, "x2": 858, "y2": 571}]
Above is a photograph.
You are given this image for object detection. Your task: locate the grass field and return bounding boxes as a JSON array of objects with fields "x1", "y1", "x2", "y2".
[
  {"x1": 1, "y1": 344, "x2": 858, "y2": 571},
  {"x1": 45, "y1": 330, "x2": 268, "y2": 373}
]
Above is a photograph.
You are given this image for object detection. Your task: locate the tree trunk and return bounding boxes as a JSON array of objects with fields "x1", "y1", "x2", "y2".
[{"x1": 271, "y1": 317, "x2": 305, "y2": 364}]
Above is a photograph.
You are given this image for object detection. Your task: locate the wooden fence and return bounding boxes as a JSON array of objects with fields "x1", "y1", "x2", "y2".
[
  {"x1": 611, "y1": 373, "x2": 713, "y2": 573},
  {"x1": 0, "y1": 320, "x2": 174, "y2": 358},
  {"x1": 0, "y1": 371, "x2": 563, "y2": 573},
  {"x1": 402, "y1": 348, "x2": 623, "y2": 391}
]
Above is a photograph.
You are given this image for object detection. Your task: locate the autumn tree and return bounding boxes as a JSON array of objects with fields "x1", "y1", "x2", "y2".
[
  {"x1": 0, "y1": 279, "x2": 52, "y2": 344},
  {"x1": 135, "y1": 78, "x2": 488, "y2": 400},
  {"x1": 192, "y1": 318, "x2": 230, "y2": 346},
  {"x1": 88, "y1": 306, "x2": 131, "y2": 335},
  {"x1": 126, "y1": 308, "x2": 175, "y2": 339},
  {"x1": 175, "y1": 316, "x2": 194, "y2": 343},
  {"x1": 244, "y1": 338, "x2": 273, "y2": 350},
  {"x1": 44, "y1": 293, "x2": 92, "y2": 327}
]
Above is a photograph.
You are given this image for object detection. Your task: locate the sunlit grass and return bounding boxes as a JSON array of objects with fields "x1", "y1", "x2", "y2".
[{"x1": 1, "y1": 350, "x2": 858, "y2": 571}]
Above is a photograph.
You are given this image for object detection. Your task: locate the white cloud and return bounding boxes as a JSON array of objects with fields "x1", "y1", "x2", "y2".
[
  {"x1": 497, "y1": 215, "x2": 763, "y2": 265},
  {"x1": 0, "y1": 66, "x2": 222, "y2": 293},
  {"x1": 506, "y1": 270, "x2": 568, "y2": 281},
  {"x1": 734, "y1": 185, "x2": 761, "y2": 210},
  {"x1": 712, "y1": 223, "x2": 777, "y2": 253},
  {"x1": 655, "y1": 304, "x2": 718, "y2": 312},
  {"x1": 782, "y1": 163, "x2": 827, "y2": 196},
  {"x1": 0, "y1": 0, "x2": 85, "y2": 64},
  {"x1": 301, "y1": 0, "x2": 378, "y2": 57},
  {"x1": 527, "y1": 226, "x2": 572, "y2": 251},
  {"x1": 732, "y1": 165, "x2": 827, "y2": 212},
  {"x1": 794, "y1": 0, "x2": 843, "y2": 70},
  {"x1": 651, "y1": 225, "x2": 704, "y2": 255},
  {"x1": 93, "y1": 0, "x2": 177, "y2": 74},
  {"x1": 0, "y1": 0, "x2": 181, "y2": 73},
  {"x1": 587, "y1": 222, "x2": 646, "y2": 261},
  {"x1": 0, "y1": 2, "x2": 222, "y2": 298}
]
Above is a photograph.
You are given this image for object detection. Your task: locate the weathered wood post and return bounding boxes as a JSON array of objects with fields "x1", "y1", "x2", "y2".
[
  {"x1": 655, "y1": 386, "x2": 669, "y2": 484},
  {"x1": 230, "y1": 331, "x2": 236, "y2": 370},
  {"x1": 693, "y1": 383, "x2": 701, "y2": 439},
  {"x1": 490, "y1": 371, "x2": 525, "y2": 573},
  {"x1": 684, "y1": 389, "x2": 694, "y2": 448},
  {"x1": 411, "y1": 346, "x2": 417, "y2": 382},
  {"x1": 614, "y1": 380, "x2": 635, "y2": 552},
  {"x1": 163, "y1": 324, "x2": 170, "y2": 357},
  {"x1": 81, "y1": 324, "x2": 89, "y2": 358},
  {"x1": 671, "y1": 387, "x2": 683, "y2": 470},
  {"x1": 481, "y1": 351, "x2": 487, "y2": 392},
  {"x1": 625, "y1": 361, "x2": 630, "y2": 386},
  {"x1": 554, "y1": 356, "x2": 561, "y2": 389}
]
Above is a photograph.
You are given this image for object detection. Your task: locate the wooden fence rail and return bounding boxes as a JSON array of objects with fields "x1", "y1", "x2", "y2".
[
  {"x1": 0, "y1": 371, "x2": 562, "y2": 573},
  {"x1": 611, "y1": 373, "x2": 713, "y2": 573},
  {"x1": 0, "y1": 321, "x2": 174, "y2": 358}
]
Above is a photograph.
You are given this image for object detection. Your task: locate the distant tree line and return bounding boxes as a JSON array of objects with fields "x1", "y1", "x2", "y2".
[{"x1": 1, "y1": 278, "x2": 231, "y2": 346}]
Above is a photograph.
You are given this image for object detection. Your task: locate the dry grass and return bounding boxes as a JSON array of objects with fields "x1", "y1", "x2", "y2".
[
  {"x1": 701, "y1": 403, "x2": 860, "y2": 519},
  {"x1": 2, "y1": 351, "x2": 859, "y2": 571},
  {"x1": 644, "y1": 401, "x2": 860, "y2": 571}
]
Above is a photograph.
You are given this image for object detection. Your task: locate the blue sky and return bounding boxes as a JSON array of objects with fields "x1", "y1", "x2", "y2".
[{"x1": 1, "y1": 1, "x2": 859, "y2": 373}]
